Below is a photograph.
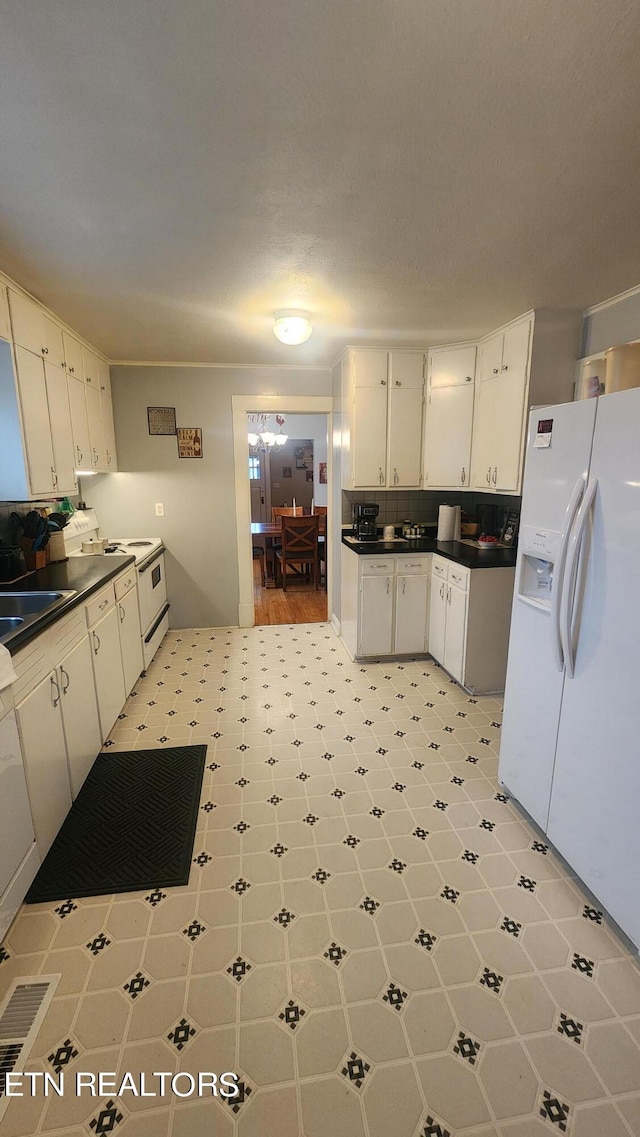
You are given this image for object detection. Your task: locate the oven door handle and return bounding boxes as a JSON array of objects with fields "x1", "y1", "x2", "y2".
[
  {"x1": 138, "y1": 548, "x2": 164, "y2": 574},
  {"x1": 144, "y1": 602, "x2": 170, "y2": 644}
]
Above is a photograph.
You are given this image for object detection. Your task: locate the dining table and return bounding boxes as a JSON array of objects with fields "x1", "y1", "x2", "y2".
[{"x1": 250, "y1": 522, "x2": 282, "y2": 586}]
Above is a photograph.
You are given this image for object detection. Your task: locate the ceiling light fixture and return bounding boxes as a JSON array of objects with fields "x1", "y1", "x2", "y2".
[
  {"x1": 273, "y1": 311, "x2": 313, "y2": 345},
  {"x1": 248, "y1": 414, "x2": 288, "y2": 451}
]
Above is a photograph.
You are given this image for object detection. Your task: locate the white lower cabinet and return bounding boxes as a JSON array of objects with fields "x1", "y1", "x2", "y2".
[
  {"x1": 90, "y1": 604, "x2": 126, "y2": 740},
  {"x1": 59, "y1": 635, "x2": 102, "y2": 798},
  {"x1": 16, "y1": 672, "x2": 72, "y2": 856},
  {"x1": 341, "y1": 548, "x2": 431, "y2": 659},
  {"x1": 117, "y1": 584, "x2": 144, "y2": 696},
  {"x1": 359, "y1": 572, "x2": 395, "y2": 656},
  {"x1": 428, "y1": 555, "x2": 515, "y2": 693},
  {"x1": 395, "y1": 569, "x2": 430, "y2": 654}
]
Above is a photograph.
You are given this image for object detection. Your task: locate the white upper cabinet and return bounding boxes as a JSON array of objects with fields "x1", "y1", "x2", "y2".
[
  {"x1": 8, "y1": 289, "x2": 46, "y2": 356},
  {"x1": 97, "y1": 357, "x2": 111, "y2": 398},
  {"x1": 86, "y1": 383, "x2": 106, "y2": 471},
  {"x1": 471, "y1": 318, "x2": 532, "y2": 493},
  {"x1": 13, "y1": 345, "x2": 56, "y2": 496},
  {"x1": 424, "y1": 345, "x2": 476, "y2": 488},
  {"x1": 68, "y1": 374, "x2": 92, "y2": 470},
  {"x1": 344, "y1": 348, "x2": 426, "y2": 489},
  {"x1": 352, "y1": 385, "x2": 388, "y2": 487},
  {"x1": 42, "y1": 314, "x2": 65, "y2": 370},
  {"x1": 44, "y1": 361, "x2": 77, "y2": 494},
  {"x1": 102, "y1": 395, "x2": 118, "y2": 471},
  {"x1": 62, "y1": 330, "x2": 84, "y2": 379},
  {"x1": 0, "y1": 285, "x2": 11, "y2": 341},
  {"x1": 352, "y1": 350, "x2": 389, "y2": 388},
  {"x1": 82, "y1": 346, "x2": 99, "y2": 389}
]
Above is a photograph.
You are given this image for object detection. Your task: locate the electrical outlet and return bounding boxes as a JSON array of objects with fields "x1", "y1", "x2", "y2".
[{"x1": 155, "y1": 503, "x2": 164, "y2": 517}]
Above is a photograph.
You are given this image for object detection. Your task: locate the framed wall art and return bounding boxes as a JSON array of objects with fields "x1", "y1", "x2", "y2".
[
  {"x1": 147, "y1": 406, "x2": 177, "y2": 435},
  {"x1": 177, "y1": 427, "x2": 203, "y2": 458}
]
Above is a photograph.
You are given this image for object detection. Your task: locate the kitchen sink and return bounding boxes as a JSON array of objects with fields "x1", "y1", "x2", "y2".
[{"x1": 0, "y1": 591, "x2": 76, "y2": 644}]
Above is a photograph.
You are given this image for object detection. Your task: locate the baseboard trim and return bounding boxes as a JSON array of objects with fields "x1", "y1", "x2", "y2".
[{"x1": 330, "y1": 613, "x2": 341, "y2": 635}]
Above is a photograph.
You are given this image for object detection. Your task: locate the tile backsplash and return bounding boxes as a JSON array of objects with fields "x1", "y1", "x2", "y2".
[{"x1": 342, "y1": 489, "x2": 520, "y2": 528}]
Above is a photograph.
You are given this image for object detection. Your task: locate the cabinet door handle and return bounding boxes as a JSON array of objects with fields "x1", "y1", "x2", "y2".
[
  {"x1": 119, "y1": 603, "x2": 125, "y2": 622},
  {"x1": 461, "y1": 466, "x2": 465, "y2": 484},
  {"x1": 393, "y1": 467, "x2": 398, "y2": 484},
  {"x1": 492, "y1": 466, "x2": 497, "y2": 485},
  {"x1": 402, "y1": 578, "x2": 406, "y2": 594},
  {"x1": 380, "y1": 378, "x2": 386, "y2": 386},
  {"x1": 87, "y1": 376, "x2": 93, "y2": 384},
  {"x1": 395, "y1": 380, "x2": 401, "y2": 386},
  {"x1": 69, "y1": 365, "x2": 75, "y2": 374},
  {"x1": 379, "y1": 467, "x2": 384, "y2": 485},
  {"x1": 107, "y1": 450, "x2": 112, "y2": 466},
  {"x1": 76, "y1": 445, "x2": 83, "y2": 464},
  {"x1": 60, "y1": 666, "x2": 70, "y2": 694},
  {"x1": 486, "y1": 467, "x2": 491, "y2": 485},
  {"x1": 492, "y1": 367, "x2": 499, "y2": 375},
  {"x1": 386, "y1": 577, "x2": 390, "y2": 594},
  {"x1": 51, "y1": 466, "x2": 58, "y2": 488},
  {"x1": 93, "y1": 448, "x2": 99, "y2": 465},
  {"x1": 447, "y1": 585, "x2": 452, "y2": 604},
  {"x1": 50, "y1": 673, "x2": 61, "y2": 708},
  {"x1": 92, "y1": 630, "x2": 101, "y2": 654},
  {"x1": 465, "y1": 375, "x2": 473, "y2": 382},
  {"x1": 41, "y1": 346, "x2": 49, "y2": 355},
  {"x1": 501, "y1": 364, "x2": 508, "y2": 372},
  {"x1": 440, "y1": 582, "x2": 445, "y2": 599},
  {"x1": 99, "y1": 597, "x2": 109, "y2": 611}
]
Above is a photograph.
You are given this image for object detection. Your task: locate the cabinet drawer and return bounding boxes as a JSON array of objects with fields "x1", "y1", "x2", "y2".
[
  {"x1": 448, "y1": 566, "x2": 469, "y2": 592},
  {"x1": 395, "y1": 556, "x2": 431, "y2": 575},
  {"x1": 432, "y1": 557, "x2": 449, "y2": 580},
  {"x1": 115, "y1": 570, "x2": 137, "y2": 600},
  {"x1": 360, "y1": 559, "x2": 395, "y2": 576},
  {"x1": 85, "y1": 583, "x2": 115, "y2": 627}
]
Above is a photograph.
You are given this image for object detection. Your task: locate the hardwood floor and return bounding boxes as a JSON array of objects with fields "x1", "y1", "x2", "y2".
[{"x1": 253, "y1": 560, "x2": 328, "y2": 624}]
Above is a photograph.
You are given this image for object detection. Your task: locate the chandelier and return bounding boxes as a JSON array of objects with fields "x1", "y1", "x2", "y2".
[{"x1": 248, "y1": 413, "x2": 288, "y2": 451}]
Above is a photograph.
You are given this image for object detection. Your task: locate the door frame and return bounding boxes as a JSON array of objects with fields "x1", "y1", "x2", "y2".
[{"x1": 232, "y1": 395, "x2": 333, "y2": 626}]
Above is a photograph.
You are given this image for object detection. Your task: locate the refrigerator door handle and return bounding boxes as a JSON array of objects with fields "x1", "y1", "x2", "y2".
[
  {"x1": 551, "y1": 475, "x2": 587, "y2": 671},
  {"x1": 560, "y1": 477, "x2": 598, "y2": 680}
]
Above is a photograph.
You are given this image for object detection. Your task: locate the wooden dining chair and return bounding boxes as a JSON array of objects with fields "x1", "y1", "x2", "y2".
[
  {"x1": 271, "y1": 506, "x2": 302, "y2": 522},
  {"x1": 313, "y1": 508, "x2": 327, "y2": 589},
  {"x1": 275, "y1": 514, "x2": 320, "y2": 590}
]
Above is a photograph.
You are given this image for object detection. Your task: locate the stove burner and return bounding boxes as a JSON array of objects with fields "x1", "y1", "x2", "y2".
[{"x1": 126, "y1": 541, "x2": 153, "y2": 547}]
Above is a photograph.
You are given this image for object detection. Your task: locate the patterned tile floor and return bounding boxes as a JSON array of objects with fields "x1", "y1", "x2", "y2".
[{"x1": 2, "y1": 624, "x2": 640, "y2": 1137}]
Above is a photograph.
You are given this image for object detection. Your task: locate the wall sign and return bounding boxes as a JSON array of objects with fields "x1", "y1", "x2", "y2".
[
  {"x1": 147, "y1": 406, "x2": 177, "y2": 435},
  {"x1": 177, "y1": 427, "x2": 203, "y2": 458}
]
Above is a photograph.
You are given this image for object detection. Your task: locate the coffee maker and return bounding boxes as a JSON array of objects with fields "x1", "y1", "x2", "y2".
[{"x1": 352, "y1": 502, "x2": 379, "y2": 541}]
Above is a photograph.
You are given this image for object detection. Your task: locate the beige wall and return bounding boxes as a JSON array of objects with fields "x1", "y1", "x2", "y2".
[{"x1": 88, "y1": 365, "x2": 331, "y2": 628}]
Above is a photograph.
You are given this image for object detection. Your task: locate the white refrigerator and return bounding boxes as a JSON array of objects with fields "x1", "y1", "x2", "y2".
[{"x1": 499, "y1": 387, "x2": 640, "y2": 950}]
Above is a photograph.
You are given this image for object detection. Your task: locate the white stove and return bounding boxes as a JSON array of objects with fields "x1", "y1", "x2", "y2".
[
  {"x1": 63, "y1": 510, "x2": 163, "y2": 567},
  {"x1": 63, "y1": 510, "x2": 169, "y2": 667}
]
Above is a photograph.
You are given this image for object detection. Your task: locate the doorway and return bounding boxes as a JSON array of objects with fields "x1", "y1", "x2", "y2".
[{"x1": 233, "y1": 396, "x2": 333, "y2": 628}]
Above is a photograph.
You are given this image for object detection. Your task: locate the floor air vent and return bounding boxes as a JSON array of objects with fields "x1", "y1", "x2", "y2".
[{"x1": 0, "y1": 976, "x2": 60, "y2": 1120}]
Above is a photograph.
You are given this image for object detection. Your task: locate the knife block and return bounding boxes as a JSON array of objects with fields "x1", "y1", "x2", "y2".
[{"x1": 18, "y1": 538, "x2": 48, "y2": 571}]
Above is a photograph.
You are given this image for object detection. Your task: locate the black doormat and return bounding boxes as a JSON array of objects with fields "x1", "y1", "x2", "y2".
[{"x1": 26, "y1": 745, "x2": 207, "y2": 903}]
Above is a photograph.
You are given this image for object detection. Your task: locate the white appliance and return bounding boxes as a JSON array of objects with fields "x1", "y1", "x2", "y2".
[
  {"x1": 0, "y1": 685, "x2": 40, "y2": 939},
  {"x1": 499, "y1": 388, "x2": 640, "y2": 949},
  {"x1": 64, "y1": 510, "x2": 170, "y2": 668}
]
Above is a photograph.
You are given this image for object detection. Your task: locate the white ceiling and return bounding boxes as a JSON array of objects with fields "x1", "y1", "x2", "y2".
[{"x1": 1, "y1": 0, "x2": 639, "y2": 365}]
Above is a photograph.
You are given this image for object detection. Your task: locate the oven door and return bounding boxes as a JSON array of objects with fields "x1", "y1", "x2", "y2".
[{"x1": 138, "y1": 551, "x2": 167, "y2": 634}]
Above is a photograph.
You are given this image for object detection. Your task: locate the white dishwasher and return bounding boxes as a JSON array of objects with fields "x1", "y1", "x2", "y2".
[{"x1": 0, "y1": 685, "x2": 40, "y2": 940}]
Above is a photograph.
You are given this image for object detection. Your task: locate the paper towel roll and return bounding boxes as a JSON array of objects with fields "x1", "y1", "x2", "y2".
[{"x1": 437, "y1": 504, "x2": 461, "y2": 542}]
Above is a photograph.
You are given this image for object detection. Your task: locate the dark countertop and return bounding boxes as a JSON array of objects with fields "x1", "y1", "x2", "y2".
[
  {"x1": 0, "y1": 554, "x2": 136, "y2": 654},
  {"x1": 342, "y1": 533, "x2": 517, "y2": 570}
]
